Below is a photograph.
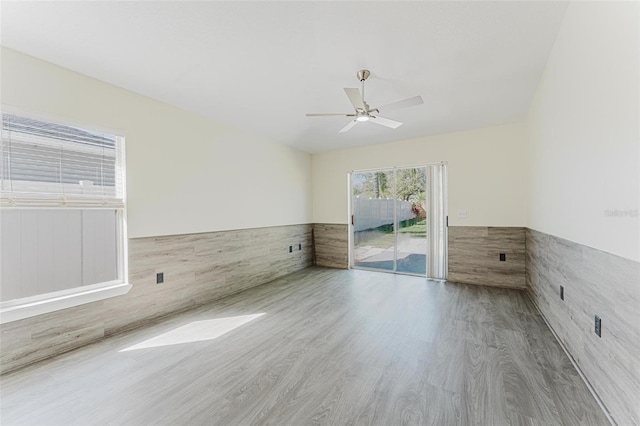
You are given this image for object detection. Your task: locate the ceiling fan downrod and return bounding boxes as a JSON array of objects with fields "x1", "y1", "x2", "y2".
[{"x1": 357, "y1": 69, "x2": 370, "y2": 108}]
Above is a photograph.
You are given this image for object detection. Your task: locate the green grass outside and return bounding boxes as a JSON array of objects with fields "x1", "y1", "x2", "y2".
[{"x1": 399, "y1": 219, "x2": 426, "y2": 236}]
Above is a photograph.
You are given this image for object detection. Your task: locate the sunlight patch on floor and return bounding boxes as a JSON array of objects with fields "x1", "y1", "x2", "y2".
[{"x1": 120, "y1": 313, "x2": 265, "y2": 351}]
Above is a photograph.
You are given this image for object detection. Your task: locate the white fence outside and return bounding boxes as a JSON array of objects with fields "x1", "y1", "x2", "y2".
[
  {"x1": 1, "y1": 209, "x2": 118, "y2": 302},
  {"x1": 353, "y1": 197, "x2": 415, "y2": 232}
]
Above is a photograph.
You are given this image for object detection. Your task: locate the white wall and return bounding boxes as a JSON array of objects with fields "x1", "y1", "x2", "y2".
[
  {"x1": 525, "y1": 2, "x2": 639, "y2": 262},
  {"x1": 312, "y1": 123, "x2": 526, "y2": 227},
  {"x1": 1, "y1": 48, "x2": 312, "y2": 238}
]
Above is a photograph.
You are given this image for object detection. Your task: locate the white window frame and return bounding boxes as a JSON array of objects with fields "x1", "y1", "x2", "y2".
[{"x1": 0, "y1": 110, "x2": 131, "y2": 324}]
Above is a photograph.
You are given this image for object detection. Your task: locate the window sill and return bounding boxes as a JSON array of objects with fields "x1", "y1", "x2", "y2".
[{"x1": 0, "y1": 282, "x2": 132, "y2": 325}]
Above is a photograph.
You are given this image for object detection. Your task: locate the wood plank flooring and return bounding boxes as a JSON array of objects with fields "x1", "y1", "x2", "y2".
[{"x1": 0, "y1": 267, "x2": 608, "y2": 425}]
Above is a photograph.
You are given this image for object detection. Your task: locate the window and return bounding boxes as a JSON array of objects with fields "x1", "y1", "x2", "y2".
[{"x1": 0, "y1": 112, "x2": 130, "y2": 323}]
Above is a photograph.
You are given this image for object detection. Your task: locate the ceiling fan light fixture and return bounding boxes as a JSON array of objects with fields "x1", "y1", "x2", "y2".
[{"x1": 356, "y1": 115, "x2": 370, "y2": 122}]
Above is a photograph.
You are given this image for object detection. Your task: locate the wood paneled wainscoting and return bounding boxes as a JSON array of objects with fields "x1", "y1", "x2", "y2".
[
  {"x1": 526, "y1": 228, "x2": 640, "y2": 426},
  {"x1": 313, "y1": 223, "x2": 349, "y2": 269},
  {"x1": 0, "y1": 224, "x2": 313, "y2": 374},
  {"x1": 313, "y1": 224, "x2": 528, "y2": 287},
  {"x1": 448, "y1": 226, "x2": 526, "y2": 289}
]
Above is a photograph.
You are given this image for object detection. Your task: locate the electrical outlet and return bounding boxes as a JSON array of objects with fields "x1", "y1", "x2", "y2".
[
  {"x1": 298, "y1": 244, "x2": 302, "y2": 250},
  {"x1": 560, "y1": 285, "x2": 564, "y2": 300},
  {"x1": 289, "y1": 245, "x2": 293, "y2": 253},
  {"x1": 457, "y1": 210, "x2": 468, "y2": 218},
  {"x1": 595, "y1": 315, "x2": 602, "y2": 337},
  {"x1": 499, "y1": 253, "x2": 506, "y2": 261},
  {"x1": 156, "y1": 272, "x2": 164, "y2": 284}
]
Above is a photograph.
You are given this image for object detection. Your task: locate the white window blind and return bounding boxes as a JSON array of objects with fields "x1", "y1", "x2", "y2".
[{"x1": 1, "y1": 112, "x2": 125, "y2": 208}]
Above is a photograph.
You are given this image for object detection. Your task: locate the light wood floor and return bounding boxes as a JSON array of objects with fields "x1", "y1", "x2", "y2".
[{"x1": 0, "y1": 267, "x2": 608, "y2": 425}]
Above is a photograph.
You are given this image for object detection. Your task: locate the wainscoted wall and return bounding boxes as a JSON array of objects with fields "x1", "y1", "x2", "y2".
[
  {"x1": 448, "y1": 226, "x2": 526, "y2": 288},
  {"x1": 526, "y1": 228, "x2": 640, "y2": 426},
  {"x1": 0, "y1": 224, "x2": 313, "y2": 374},
  {"x1": 313, "y1": 224, "x2": 349, "y2": 269},
  {"x1": 312, "y1": 224, "x2": 527, "y2": 282}
]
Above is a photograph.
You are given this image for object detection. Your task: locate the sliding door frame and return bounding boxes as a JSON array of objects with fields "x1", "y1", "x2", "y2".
[{"x1": 349, "y1": 162, "x2": 448, "y2": 279}]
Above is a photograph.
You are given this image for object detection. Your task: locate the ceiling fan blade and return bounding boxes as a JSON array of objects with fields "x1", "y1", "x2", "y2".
[
  {"x1": 339, "y1": 119, "x2": 359, "y2": 133},
  {"x1": 344, "y1": 88, "x2": 366, "y2": 111},
  {"x1": 306, "y1": 113, "x2": 355, "y2": 117},
  {"x1": 370, "y1": 116, "x2": 403, "y2": 129},
  {"x1": 372, "y1": 95, "x2": 423, "y2": 114}
]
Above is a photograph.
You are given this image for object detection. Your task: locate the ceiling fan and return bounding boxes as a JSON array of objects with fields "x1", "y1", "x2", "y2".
[{"x1": 306, "y1": 69, "x2": 424, "y2": 133}]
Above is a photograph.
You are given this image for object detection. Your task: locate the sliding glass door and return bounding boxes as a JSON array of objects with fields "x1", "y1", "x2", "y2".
[
  {"x1": 350, "y1": 163, "x2": 447, "y2": 279},
  {"x1": 352, "y1": 169, "x2": 396, "y2": 272},
  {"x1": 395, "y1": 167, "x2": 427, "y2": 274}
]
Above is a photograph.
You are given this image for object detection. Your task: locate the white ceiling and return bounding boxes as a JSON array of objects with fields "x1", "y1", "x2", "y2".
[{"x1": 1, "y1": 1, "x2": 568, "y2": 153}]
